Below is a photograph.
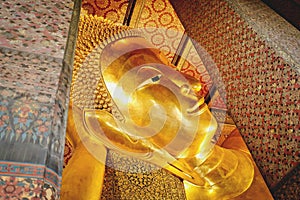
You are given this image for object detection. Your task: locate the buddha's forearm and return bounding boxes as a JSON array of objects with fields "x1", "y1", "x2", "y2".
[{"x1": 61, "y1": 143, "x2": 107, "y2": 200}]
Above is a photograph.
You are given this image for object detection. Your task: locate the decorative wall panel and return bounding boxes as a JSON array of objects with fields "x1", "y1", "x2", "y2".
[
  {"x1": 170, "y1": 0, "x2": 299, "y2": 189},
  {"x1": 0, "y1": 0, "x2": 80, "y2": 198},
  {"x1": 0, "y1": 0, "x2": 74, "y2": 58},
  {"x1": 82, "y1": 0, "x2": 129, "y2": 24}
]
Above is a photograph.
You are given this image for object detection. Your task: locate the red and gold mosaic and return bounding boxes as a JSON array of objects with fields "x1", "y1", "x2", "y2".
[{"x1": 171, "y1": 0, "x2": 299, "y2": 187}]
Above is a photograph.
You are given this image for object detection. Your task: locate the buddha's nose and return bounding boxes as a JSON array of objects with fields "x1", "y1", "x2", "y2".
[
  {"x1": 180, "y1": 73, "x2": 203, "y2": 98},
  {"x1": 180, "y1": 82, "x2": 203, "y2": 100},
  {"x1": 191, "y1": 82, "x2": 202, "y2": 95}
]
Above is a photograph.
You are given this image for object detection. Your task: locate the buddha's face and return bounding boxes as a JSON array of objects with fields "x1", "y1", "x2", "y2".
[{"x1": 101, "y1": 37, "x2": 217, "y2": 159}]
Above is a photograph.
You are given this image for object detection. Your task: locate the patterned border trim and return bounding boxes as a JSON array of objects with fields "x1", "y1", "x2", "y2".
[
  {"x1": 64, "y1": 0, "x2": 82, "y2": 67},
  {"x1": 0, "y1": 162, "x2": 44, "y2": 177},
  {"x1": 0, "y1": 161, "x2": 61, "y2": 188},
  {"x1": 44, "y1": 168, "x2": 61, "y2": 188}
]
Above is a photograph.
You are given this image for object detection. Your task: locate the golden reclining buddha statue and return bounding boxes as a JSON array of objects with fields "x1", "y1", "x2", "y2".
[{"x1": 61, "y1": 14, "x2": 254, "y2": 200}]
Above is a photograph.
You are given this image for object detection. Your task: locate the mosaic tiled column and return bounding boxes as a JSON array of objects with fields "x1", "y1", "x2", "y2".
[
  {"x1": 0, "y1": 0, "x2": 80, "y2": 198},
  {"x1": 170, "y1": 0, "x2": 299, "y2": 197}
]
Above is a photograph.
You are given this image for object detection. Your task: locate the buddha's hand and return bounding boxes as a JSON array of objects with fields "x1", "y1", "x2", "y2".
[
  {"x1": 68, "y1": 103, "x2": 205, "y2": 185},
  {"x1": 69, "y1": 103, "x2": 151, "y2": 153}
]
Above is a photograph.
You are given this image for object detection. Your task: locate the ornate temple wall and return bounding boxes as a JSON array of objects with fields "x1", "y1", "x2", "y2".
[
  {"x1": 0, "y1": 0, "x2": 80, "y2": 198},
  {"x1": 170, "y1": 0, "x2": 299, "y2": 198},
  {"x1": 1, "y1": 0, "x2": 298, "y2": 199}
]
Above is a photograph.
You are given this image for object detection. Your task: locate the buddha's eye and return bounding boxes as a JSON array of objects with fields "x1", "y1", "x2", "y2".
[
  {"x1": 137, "y1": 74, "x2": 162, "y2": 89},
  {"x1": 136, "y1": 65, "x2": 163, "y2": 89},
  {"x1": 151, "y1": 75, "x2": 161, "y2": 82}
]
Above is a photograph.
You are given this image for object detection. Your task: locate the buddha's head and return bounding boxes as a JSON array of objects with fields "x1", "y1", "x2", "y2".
[
  {"x1": 100, "y1": 36, "x2": 217, "y2": 160},
  {"x1": 70, "y1": 18, "x2": 253, "y2": 196}
]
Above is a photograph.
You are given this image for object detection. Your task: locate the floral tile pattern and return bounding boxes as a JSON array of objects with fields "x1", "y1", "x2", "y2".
[
  {"x1": 82, "y1": 0, "x2": 128, "y2": 24},
  {"x1": 0, "y1": 162, "x2": 60, "y2": 199},
  {"x1": 0, "y1": 49, "x2": 62, "y2": 197},
  {"x1": 0, "y1": 0, "x2": 74, "y2": 58},
  {"x1": 0, "y1": 176, "x2": 43, "y2": 199},
  {"x1": 0, "y1": 0, "x2": 78, "y2": 198},
  {"x1": 0, "y1": 47, "x2": 62, "y2": 149},
  {"x1": 135, "y1": 0, "x2": 185, "y2": 59},
  {"x1": 0, "y1": 47, "x2": 62, "y2": 100},
  {"x1": 0, "y1": 176, "x2": 59, "y2": 199}
]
